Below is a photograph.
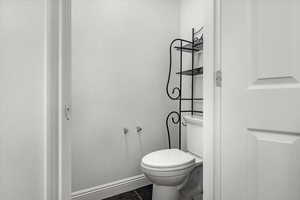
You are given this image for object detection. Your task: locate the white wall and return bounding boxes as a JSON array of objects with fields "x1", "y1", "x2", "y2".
[
  {"x1": 180, "y1": 0, "x2": 207, "y2": 38},
  {"x1": 72, "y1": 0, "x2": 180, "y2": 192},
  {"x1": 0, "y1": 1, "x2": 46, "y2": 200}
]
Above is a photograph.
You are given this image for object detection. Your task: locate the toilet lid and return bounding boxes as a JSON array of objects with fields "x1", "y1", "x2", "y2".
[{"x1": 142, "y1": 149, "x2": 195, "y2": 169}]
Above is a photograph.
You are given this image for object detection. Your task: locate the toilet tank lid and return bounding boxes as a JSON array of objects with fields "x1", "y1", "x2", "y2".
[
  {"x1": 183, "y1": 115, "x2": 203, "y2": 126},
  {"x1": 142, "y1": 149, "x2": 195, "y2": 169}
]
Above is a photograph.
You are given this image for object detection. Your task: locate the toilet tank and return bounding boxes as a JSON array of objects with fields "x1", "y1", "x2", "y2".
[{"x1": 183, "y1": 115, "x2": 203, "y2": 158}]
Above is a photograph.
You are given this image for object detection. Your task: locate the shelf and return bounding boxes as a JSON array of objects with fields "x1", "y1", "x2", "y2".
[
  {"x1": 181, "y1": 110, "x2": 203, "y2": 114},
  {"x1": 176, "y1": 67, "x2": 203, "y2": 76},
  {"x1": 174, "y1": 38, "x2": 203, "y2": 53},
  {"x1": 174, "y1": 46, "x2": 201, "y2": 53},
  {"x1": 173, "y1": 97, "x2": 203, "y2": 101},
  {"x1": 180, "y1": 98, "x2": 203, "y2": 101}
]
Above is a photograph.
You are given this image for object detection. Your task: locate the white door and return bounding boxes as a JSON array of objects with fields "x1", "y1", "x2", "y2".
[{"x1": 220, "y1": 0, "x2": 300, "y2": 200}]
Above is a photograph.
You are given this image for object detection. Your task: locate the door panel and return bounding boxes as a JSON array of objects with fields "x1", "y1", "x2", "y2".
[
  {"x1": 221, "y1": 0, "x2": 300, "y2": 200},
  {"x1": 250, "y1": 0, "x2": 300, "y2": 84},
  {"x1": 249, "y1": 0, "x2": 300, "y2": 87},
  {"x1": 246, "y1": 130, "x2": 300, "y2": 200}
]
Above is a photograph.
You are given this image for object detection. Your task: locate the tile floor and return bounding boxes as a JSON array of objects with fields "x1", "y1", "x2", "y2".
[{"x1": 103, "y1": 185, "x2": 153, "y2": 200}]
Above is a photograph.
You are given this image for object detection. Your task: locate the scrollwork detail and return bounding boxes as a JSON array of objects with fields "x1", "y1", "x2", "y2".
[
  {"x1": 166, "y1": 39, "x2": 192, "y2": 100},
  {"x1": 166, "y1": 111, "x2": 180, "y2": 149}
]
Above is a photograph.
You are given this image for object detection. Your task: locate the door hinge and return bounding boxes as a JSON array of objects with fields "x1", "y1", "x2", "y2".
[
  {"x1": 64, "y1": 104, "x2": 71, "y2": 120},
  {"x1": 216, "y1": 70, "x2": 222, "y2": 87}
]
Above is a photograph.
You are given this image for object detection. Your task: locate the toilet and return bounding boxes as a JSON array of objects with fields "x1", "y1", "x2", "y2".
[{"x1": 141, "y1": 115, "x2": 203, "y2": 200}]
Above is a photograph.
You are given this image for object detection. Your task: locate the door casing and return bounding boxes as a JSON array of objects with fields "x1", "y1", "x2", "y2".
[{"x1": 46, "y1": 0, "x2": 71, "y2": 200}]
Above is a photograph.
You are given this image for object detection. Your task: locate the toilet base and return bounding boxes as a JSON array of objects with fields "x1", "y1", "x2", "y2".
[{"x1": 152, "y1": 184, "x2": 179, "y2": 200}]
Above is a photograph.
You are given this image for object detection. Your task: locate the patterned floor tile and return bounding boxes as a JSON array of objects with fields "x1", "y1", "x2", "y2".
[
  {"x1": 103, "y1": 185, "x2": 153, "y2": 200},
  {"x1": 103, "y1": 191, "x2": 140, "y2": 200},
  {"x1": 136, "y1": 185, "x2": 153, "y2": 200}
]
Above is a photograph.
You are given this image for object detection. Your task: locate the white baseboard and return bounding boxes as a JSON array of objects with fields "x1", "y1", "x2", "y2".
[{"x1": 72, "y1": 174, "x2": 150, "y2": 200}]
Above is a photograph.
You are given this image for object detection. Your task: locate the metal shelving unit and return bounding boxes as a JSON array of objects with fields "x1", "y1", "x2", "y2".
[{"x1": 166, "y1": 28, "x2": 204, "y2": 149}]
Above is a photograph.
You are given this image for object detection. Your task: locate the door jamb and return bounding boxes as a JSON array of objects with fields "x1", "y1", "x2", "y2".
[
  {"x1": 204, "y1": 0, "x2": 222, "y2": 199},
  {"x1": 46, "y1": 0, "x2": 71, "y2": 200}
]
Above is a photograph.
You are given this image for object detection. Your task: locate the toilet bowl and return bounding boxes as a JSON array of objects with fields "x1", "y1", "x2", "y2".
[
  {"x1": 141, "y1": 115, "x2": 203, "y2": 200},
  {"x1": 141, "y1": 149, "x2": 203, "y2": 200}
]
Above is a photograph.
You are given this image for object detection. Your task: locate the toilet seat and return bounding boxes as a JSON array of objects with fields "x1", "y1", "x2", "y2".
[{"x1": 141, "y1": 149, "x2": 195, "y2": 172}]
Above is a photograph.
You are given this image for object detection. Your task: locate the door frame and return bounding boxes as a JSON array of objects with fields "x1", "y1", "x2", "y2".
[
  {"x1": 204, "y1": 0, "x2": 222, "y2": 199},
  {"x1": 46, "y1": 0, "x2": 71, "y2": 200},
  {"x1": 50, "y1": 0, "x2": 222, "y2": 199}
]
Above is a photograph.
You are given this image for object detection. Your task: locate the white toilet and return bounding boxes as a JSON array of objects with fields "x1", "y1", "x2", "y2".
[{"x1": 141, "y1": 115, "x2": 203, "y2": 200}]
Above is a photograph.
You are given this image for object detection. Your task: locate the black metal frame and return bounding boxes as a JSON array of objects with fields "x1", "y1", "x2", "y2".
[{"x1": 166, "y1": 28, "x2": 203, "y2": 149}]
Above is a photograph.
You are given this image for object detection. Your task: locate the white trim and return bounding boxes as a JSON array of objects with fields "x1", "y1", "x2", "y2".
[
  {"x1": 44, "y1": 0, "x2": 60, "y2": 200},
  {"x1": 203, "y1": 0, "x2": 221, "y2": 199},
  {"x1": 45, "y1": 0, "x2": 72, "y2": 200},
  {"x1": 72, "y1": 175, "x2": 150, "y2": 200},
  {"x1": 213, "y1": 0, "x2": 222, "y2": 199},
  {"x1": 58, "y1": 0, "x2": 72, "y2": 200},
  {"x1": 44, "y1": 0, "x2": 50, "y2": 199}
]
